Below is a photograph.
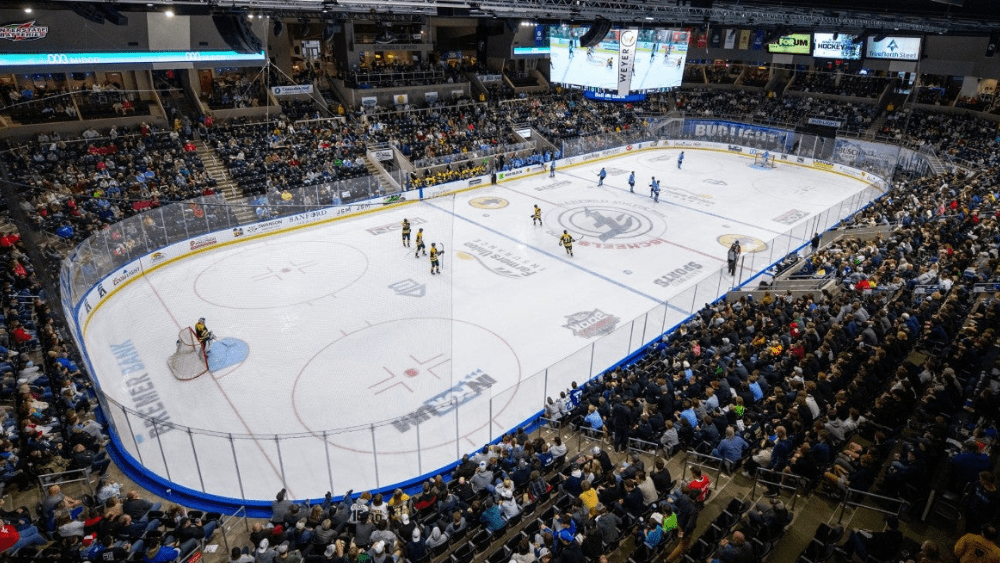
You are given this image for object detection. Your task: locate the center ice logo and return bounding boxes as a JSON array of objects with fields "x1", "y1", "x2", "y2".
[
  {"x1": 558, "y1": 204, "x2": 659, "y2": 242},
  {"x1": 563, "y1": 309, "x2": 620, "y2": 339}
]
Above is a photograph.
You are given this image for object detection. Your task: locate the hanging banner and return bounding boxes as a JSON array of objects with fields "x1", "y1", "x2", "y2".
[
  {"x1": 739, "y1": 30, "x2": 751, "y2": 50},
  {"x1": 709, "y1": 28, "x2": 722, "y2": 48},
  {"x1": 360, "y1": 96, "x2": 378, "y2": 108},
  {"x1": 271, "y1": 84, "x2": 313, "y2": 96},
  {"x1": 752, "y1": 29, "x2": 766, "y2": 50},
  {"x1": 696, "y1": 32, "x2": 708, "y2": 48},
  {"x1": 424, "y1": 91, "x2": 439, "y2": 103},
  {"x1": 617, "y1": 28, "x2": 638, "y2": 95},
  {"x1": 393, "y1": 93, "x2": 409, "y2": 105},
  {"x1": 724, "y1": 29, "x2": 737, "y2": 49}
]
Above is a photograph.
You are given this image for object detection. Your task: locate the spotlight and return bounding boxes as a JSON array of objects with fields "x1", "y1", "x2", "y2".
[
  {"x1": 165, "y1": 9, "x2": 174, "y2": 17},
  {"x1": 24, "y1": 7, "x2": 32, "y2": 13}
]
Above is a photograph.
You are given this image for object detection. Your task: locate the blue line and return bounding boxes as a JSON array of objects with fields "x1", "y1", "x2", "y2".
[
  {"x1": 423, "y1": 199, "x2": 691, "y2": 315},
  {"x1": 558, "y1": 169, "x2": 784, "y2": 235}
]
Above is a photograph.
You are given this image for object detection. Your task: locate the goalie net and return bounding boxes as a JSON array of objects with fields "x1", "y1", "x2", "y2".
[
  {"x1": 754, "y1": 153, "x2": 776, "y2": 168},
  {"x1": 168, "y1": 327, "x2": 209, "y2": 380}
]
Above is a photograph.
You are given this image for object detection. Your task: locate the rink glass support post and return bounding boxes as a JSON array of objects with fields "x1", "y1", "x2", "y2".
[
  {"x1": 454, "y1": 398, "x2": 461, "y2": 461},
  {"x1": 717, "y1": 270, "x2": 724, "y2": 294},
  {"x1": 228, "y1": 434, "x2": 246, "y2": 500},
  {"x1": 661, "y1": 301, "x2": 667, "y2": 334},
  {"x1": 275, "y1": 436, "x2": 288, "y2": 490},
  {"x1": 690, "y1": 285, "x2": 698, "y2": 317},
  {"x1": 154, "y1": 419, "x2": 171, "y2": 481},
  {"x1": 370, "y1": 424, "x2": 381, "y2": 488},
  {"x1": 640, "y1": 313, "x2": 647, "y2": 349},
  {"x1": 542, "y1": 369, "x2": 548, "y2": 413},
  {"x1": 187, "y1": 429, "x2": 206, "y2": 492},
  {"x1": 488, "y1": 395, "x2": 493, "y2": 443},
  {"x1": 416, "y1": 420, "x2": 422, "y2": 475},
  {"x1": 324, "y1": 431, "x2": 334, "y2": 496},
  {"x1": 121, "y1": 405, "x2": 143, "y2": 465},
  {"x1": 589, "y1": 345, "x2": 595, "y2": 378}
]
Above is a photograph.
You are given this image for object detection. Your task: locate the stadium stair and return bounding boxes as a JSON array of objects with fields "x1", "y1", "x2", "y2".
[{"x1": 195, "y1": 140, "x2": 256, "y2": 224}]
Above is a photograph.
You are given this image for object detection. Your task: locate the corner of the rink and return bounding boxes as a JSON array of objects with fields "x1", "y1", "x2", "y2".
[{"x1": 101, "y1": 421, "x2": 275, "y2": 518}]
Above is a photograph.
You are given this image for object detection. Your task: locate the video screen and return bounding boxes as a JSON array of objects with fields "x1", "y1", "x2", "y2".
[
  {"x1": 812, "y1": 33, "x2": 862, "y2": 60},
  {"x1": 767, "y1": 33, "x2": 811, "y2": 54},
  {"x1": 548, "y1": 25, "x2": 689, "y2": 93}
]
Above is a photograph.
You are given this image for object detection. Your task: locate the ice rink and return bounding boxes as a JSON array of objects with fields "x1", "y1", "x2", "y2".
[{"x1": 83, "y1": 147, "x2": 875, "y2": 502}]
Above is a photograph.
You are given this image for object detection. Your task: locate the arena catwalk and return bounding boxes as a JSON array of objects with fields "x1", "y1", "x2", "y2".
[{"x1": 82, "y1": 148, "x2": 874, "y2": 502}]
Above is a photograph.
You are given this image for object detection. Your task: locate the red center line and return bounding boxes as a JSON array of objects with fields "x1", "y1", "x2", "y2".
[
  {"x1": 500, "y1": 184, "x2": 561, "y2": 207},
  {"x1": 660, "y1": 239, "x2": 727, "y2": 263},
  {"x1": 142, "y1": 275, "x2": 295, "y2": 498}
]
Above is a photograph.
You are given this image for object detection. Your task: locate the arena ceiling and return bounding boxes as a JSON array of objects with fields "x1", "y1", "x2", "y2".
[{"x1": 39, "y1": 0, "x2": 1000, "y2": 36}]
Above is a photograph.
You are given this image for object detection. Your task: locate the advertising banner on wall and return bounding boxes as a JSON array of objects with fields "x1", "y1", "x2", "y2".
[
  {"x1": 682, "y1": 119, "x2": 794, "y2": 148},
  {"x1": 830, "y1": 138, "x2": 900, "y2": 179},
  {"x1": 617, "y1": 29, "x2": 638, "y2": 95}
]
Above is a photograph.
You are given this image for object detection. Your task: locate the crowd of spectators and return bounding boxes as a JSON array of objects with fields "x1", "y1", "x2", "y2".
[
  {"x1": 345, "y1": 61, "x2": 471, "y2": 89},
  {"x1": 208, "y1": 116, "x2": 369, "y2": 196},
  {"x1": 541, "y1": 166, "x2": 1000, "y2": 561},
  {"x1": 0, "y1": 210, "x2": 175, "y2": 560},
  {"x1": 789, "y1": 72, "x2": 888, "y2": 99},
  {"x1": 206, "y1": 76, "x2": 265, "y2": 110},
  {"x1": 880, "y1": 108, "x2": 1000, "y2": 167},
  {"x1": 278, "y1": 99, "x2": 329, "y2": 122},
  {"x1": 741, "y1": 66, "x2": 770, "y2": 88},
  {"x1": 706, "y1": 65, "x2": 738, "y2": 85},
  {"x1": 2, "y1": 124, "x2": 214, "y2": 244}
]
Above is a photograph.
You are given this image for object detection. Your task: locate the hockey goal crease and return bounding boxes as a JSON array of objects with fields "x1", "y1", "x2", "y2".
[
  {"x1": 168, "y1": 327, "x2": 209, "y2": 380},
  {"x1": 754, "y1": 153, "x2": 776, "y2": 168}
]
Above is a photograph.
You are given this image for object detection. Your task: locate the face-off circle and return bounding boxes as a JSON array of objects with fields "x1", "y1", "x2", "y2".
[
  {"x1": 292, "y1": 317, "x2": 521, "y2": 454},
  {"x1": 556, "y1": 203, "x2": 667, "y2": 244},
  {"x1": 717, "y1": 234, "x2": 768, "y2": 253},
  {"x1": 194, "y1": 240, "x2": 368, "y2": 309}
]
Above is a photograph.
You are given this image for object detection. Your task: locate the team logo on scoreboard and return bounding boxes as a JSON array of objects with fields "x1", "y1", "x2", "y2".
[
  {"x1": 0, "y1": 21, "x2": 49, "y2": 42},
  {"x1": 563, "y1": 309, "x2": 621, "y2": 339},
  {"x1": 469, "y1": 196, "x2": 509, "y2": 209},
  {"x1": 717, "y1": 234, "x2": 767, "y2": 253}
]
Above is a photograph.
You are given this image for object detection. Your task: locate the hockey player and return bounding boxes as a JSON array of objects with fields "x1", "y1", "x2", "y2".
[
  {"x1": 532, "y1": 205, "x2": 543, "y2": 226},
  {"x1": 597, "y1": 167, "x2": 607, "y2": 186},
  {"x1": 550, "y1": 160, "x2": 556, "y2": 177},
  {"x1": 559, "y1": 230, "x2": 575, "y2": 257},
  {"x1": 401, "y1": 219, "x2": 411, "y2": 247},
  {"x1": 649, "y1": 177, "x2": 660, "y2": 202},
  {"x1": 677, "y1": 151, "x2": 685, "y2": 169},
  {"x1": 430, "y1": 243, "x2": 441, "y2": 275},
  {"x1": 194, "y1": 317, "x2": 212, "y2": 359},
  {"x1": 628, "y1": 171, "x2": 635, "y2": 193},
  {"x1": 414, "y1": 228, "x2": 427, "y2": 258}
]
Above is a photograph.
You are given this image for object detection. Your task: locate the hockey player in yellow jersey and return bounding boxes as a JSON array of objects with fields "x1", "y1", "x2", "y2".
[
  {"x1": 429, "y1": 243, "x2": 441, "y2": 275},
  {"x1": 532, "y1": 205, "x2": 542, "y2": 226},
  {"x1": 414, "y1": 228, "x2": 427, "y2": 258},
  {"x1": 401, "y1": 219, "x2": 411, "y2": 247},
  {"x1": 559, "y1": 230, "x2": 575, "y2": 257},
  {"x1": 194, "y1": 317, "x2": 212, "y2": 358}
]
